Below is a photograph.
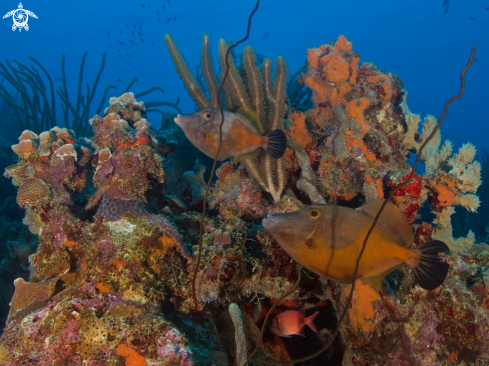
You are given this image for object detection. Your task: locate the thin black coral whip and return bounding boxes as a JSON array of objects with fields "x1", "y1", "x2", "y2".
[
  {"x1": 256, "y1": 45, "x2": 477, "y2": 365},
  {"x1": 191, "y1": 0, "x2": 261, "y2": 315}
]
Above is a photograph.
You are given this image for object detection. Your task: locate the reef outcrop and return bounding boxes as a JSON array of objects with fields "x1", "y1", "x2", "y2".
[
  {"x1": 1, "y1": 93, "x2": 224, "y2": 365},
  {"x1": 0, "y1": 35, "x2": 487, "y2": 366}
]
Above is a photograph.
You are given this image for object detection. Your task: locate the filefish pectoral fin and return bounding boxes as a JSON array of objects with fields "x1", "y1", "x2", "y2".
[
  {"x1": 305, "y1": 227, "x2": 322, "y2": 249},
  {"x1": 204, "y1": 132, "x2": 213, "y2": 141},
  {"x1": 305, "y1": 238, "x2": 316, "y2": 249},
  {"x1": 202, "y1": 120, "x2": 213, "y2": 134}
]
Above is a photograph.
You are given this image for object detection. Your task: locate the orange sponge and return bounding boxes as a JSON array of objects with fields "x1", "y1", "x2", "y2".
[
  {"x1": 117, "y1": 344, "x2": 146, "y2": 366},
  {"x1": 286, "y1": 112, "x2": 313, "y2": 149},
  {"x1": 342, "y1": 278, "x2": 382, "y2": 334},
  {"x1": 320, "y1": 52, "x2": 350, "y2": 83},
  {"x1": 345, "y1": 98, "x2": 371, "y2": 135}
]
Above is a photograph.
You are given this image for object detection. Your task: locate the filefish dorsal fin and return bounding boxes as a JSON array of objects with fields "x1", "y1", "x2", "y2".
[
  {"x1": 232, "y1": 107, "x2": 265, "y2": 164},
  {"x1": 236, "y1": 106, "x2": 264, "y2": 134},
  {"x1": 363, "y1": 200, "x2": 414, "y2": 246}
]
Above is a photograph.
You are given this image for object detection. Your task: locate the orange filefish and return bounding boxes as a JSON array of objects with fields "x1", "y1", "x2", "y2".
[
  {"x1": 174, "y1": 107, "x2": 287, "y2": 161},
  {"x1": 269, "y1": 309, "x2": 319, "y2": 337},
  {"x1": 262, "y1": 201, "x2": 449, "y2": 291}
]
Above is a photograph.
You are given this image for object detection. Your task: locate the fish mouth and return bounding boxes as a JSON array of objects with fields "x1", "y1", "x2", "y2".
[
  {"x1": 174, "y1": 114, "x2": 182, "y2": 126},
  {"x1": 262, "y1": 214, "x2": 278, "y2": 232},
  {"x1": 263, "y1": 212, "x2": 300, "y2": 244}
]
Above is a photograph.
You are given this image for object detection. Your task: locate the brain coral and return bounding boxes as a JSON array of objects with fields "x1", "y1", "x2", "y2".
[{"x1": 16, "y1": 177, "x2": 50, "y2": 206}]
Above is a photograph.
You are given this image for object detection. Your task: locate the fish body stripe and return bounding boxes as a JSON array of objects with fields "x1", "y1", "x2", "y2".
[{"x1": 264, "y1": 205, "x2": 417, "y2": 283}]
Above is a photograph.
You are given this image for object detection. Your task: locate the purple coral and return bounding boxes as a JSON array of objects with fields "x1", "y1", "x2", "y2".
[
  {"x1": 96, "y1": 193, "x2": 189, "y2": 257},
  {"x1": 62, "y1": 320, "x2": 80, "y2": 341},
  {"x1": 157, "y1": 329, "x2": 194, "y2": 365}
]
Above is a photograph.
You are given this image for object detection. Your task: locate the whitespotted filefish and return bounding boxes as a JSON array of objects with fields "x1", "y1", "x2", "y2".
[
  {"x1": 262, "y1": 201, "x2": 450, "y2": 291},
  {"x1": 174, "y1": 108, "x2": 287, "y2": 161}
]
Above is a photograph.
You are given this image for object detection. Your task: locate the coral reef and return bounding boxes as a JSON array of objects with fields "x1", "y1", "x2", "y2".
[
  {"x1": 474, "y1": 149, "x2": 489, "y2": 241},
  {"x1": 274, "y1": 36, "x2": 486, "y2": 365},
  {"x1": 0, "y1": 130, "x2": 25, "y2": 330},
  {"x1": 181, "y1": 159, "x2": 206, "y2": 211},
  {"x1": 0, "y1": 93, "x2": 224, "y2": 365},
  {"x1": 337, "y1": 245, "x2": 489, "y2": 365},
  {"x1": 285, "y1": 36, "x2": 410, "y2": 207},
  {"x1": 0, "y1": 35, "x2": 487, "y2": 366}
]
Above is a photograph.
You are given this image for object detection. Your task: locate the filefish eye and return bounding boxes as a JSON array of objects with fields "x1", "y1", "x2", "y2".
[
  {"x1": 310, "y1": 209, "x2": 320, "y2": 218},
  {"x1": 204, "y1": 112, "x2": 213, "y2": 119}
]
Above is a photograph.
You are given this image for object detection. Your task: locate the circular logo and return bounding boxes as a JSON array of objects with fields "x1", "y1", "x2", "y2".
[{"x1": 13, "y1": 9, "x2": 28, "y2": 28}]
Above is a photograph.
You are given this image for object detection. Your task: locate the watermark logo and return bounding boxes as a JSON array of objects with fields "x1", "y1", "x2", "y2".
[{"x1": 3, "y1": 3, "x2": 37, "y2": 32}]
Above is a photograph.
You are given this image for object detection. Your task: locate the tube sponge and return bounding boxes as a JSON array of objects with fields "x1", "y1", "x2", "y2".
[{"x1": 229, "y1": 303, "x2": 248, "y2": 366}]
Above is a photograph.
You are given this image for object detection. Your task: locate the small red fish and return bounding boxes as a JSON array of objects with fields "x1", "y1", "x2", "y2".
[{"x1": 269, "y1": 309, "x2": 319, "y2": 337}]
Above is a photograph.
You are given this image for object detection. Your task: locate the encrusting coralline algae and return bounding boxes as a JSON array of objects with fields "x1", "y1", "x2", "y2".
[{"x1": 0, "y1": 36, "x2": 487, "y2": 365}]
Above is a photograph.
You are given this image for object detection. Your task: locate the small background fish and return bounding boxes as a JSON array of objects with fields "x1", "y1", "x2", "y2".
[{"x1": 269, "y1": 309, "x2": 319, "y2": 337}]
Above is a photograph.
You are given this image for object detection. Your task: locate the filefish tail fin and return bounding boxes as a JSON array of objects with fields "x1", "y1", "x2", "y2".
[
  {"x1": 305, "y1": 311, "x2": 319, "y2": 333},
  {"x1": 265, "y1": 129, "x2": 287, "y2": 159},
  {"x1": 412, "y1": 240, "x2": 450, "y2": 291}
]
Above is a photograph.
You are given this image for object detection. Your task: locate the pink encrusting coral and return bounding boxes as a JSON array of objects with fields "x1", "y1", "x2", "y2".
[
  {"x1": 157, "y1": 329, "x2": 194, "y2": 364},
  {"x1": 90, "y1": 95, "x2": 167, "y2": 201}
]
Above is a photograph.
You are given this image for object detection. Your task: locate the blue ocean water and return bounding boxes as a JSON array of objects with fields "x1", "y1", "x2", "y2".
[{"x1": 1, "y1": 0, "x2": 487, "y2": 152}]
